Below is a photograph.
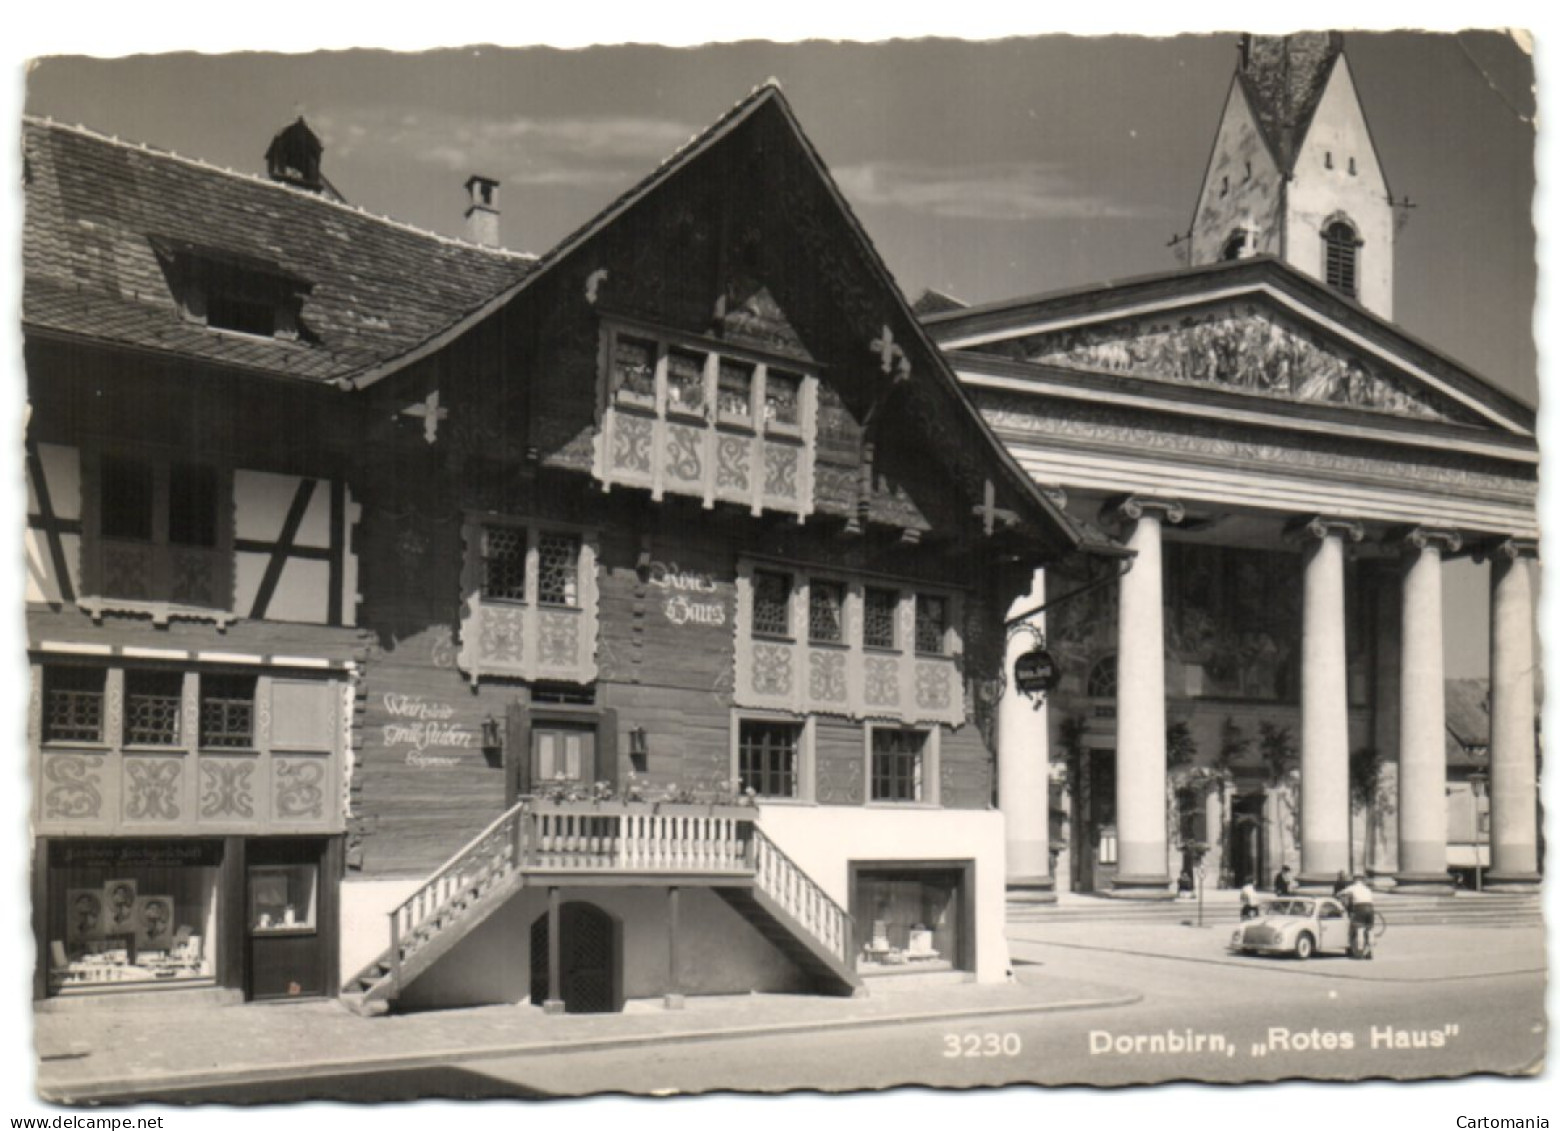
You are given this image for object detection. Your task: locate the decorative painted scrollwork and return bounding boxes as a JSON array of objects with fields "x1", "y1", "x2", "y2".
[
  {"x1": 274, "y1": 758, "x2": 326, "y2": 820},
  {"x1": 43, "y1": 754, "x2": 105, "y2": 820},
  {"x1": 125, "y1": 759, "x2": 182, "y2": 821},
  {"x1": 199, "y1": 760, "x2": 255, "y2": 819}
]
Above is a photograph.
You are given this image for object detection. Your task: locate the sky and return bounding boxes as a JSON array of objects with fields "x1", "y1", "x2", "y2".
[
  {"x1": 20, "y1": 32, "x2": 1539, "y2": 401},
  {"x1": 3, "y1": 6, "x2": 1555, "y2": 1130}
]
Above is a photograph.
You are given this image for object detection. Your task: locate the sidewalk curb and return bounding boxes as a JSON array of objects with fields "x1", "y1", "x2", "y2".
[
  {"x1": 39, "y1": 990, "x2": 1143, "y2": 1102},
  {"x1": 1011, "y1": 937, "x2": 1546, "y2": 984}
]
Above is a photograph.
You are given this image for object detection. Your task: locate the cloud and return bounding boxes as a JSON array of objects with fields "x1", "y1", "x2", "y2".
[
  {"x1": 315, "y1": 106, "x2": 700, "y2": 186},
  {"x1": 833, "y1": 160, "x2": 1164, "y2": 222}
]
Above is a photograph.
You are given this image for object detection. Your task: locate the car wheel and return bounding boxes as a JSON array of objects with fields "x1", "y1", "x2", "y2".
[{"x1": 1294, "y1": 933, "x2": 1315, "y2": 961}]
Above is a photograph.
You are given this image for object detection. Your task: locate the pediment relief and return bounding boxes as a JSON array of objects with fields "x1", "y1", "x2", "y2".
[{"x1": 987, "y1": 300, "x2": 1477, "y2": 425}]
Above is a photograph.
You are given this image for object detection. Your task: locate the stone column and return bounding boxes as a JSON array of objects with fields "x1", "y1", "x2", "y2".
[
  {"x1": 1486, "y1": 539, "x2": 1540, "y2": 890},
  {"x1": 1110, "y1": 496, "x2": 1182, "y2": 899},
  {"x1": 999, "y1": 568, "x2": 1054, "y2": 898},
  {"x1": 1395, "y1": 528, "x2": 1460, "y2": 892},
  {"x1": 1295, "y1": 516, "x2": 1362, "y2": 888}
]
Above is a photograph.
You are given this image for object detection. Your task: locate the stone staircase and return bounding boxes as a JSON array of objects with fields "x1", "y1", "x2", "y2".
[{"x1": 341, "y1": 801, "x2": 860, "y2": 1015}]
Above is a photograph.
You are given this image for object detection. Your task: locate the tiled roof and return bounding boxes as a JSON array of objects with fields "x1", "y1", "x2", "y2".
[
  {"x1": 22, "y1": 117, "x2": 535, "y2": 385},
  {"x1": 1236, "y1": 32, "x2": 1344, "y2": 174},
  {"x1": 1445, "y1": 677, "x2": 1491, "y2": 764}
]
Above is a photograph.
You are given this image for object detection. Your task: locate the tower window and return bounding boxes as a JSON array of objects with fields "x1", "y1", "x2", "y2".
[
  {"x1": 1348, "y1": 156, "x2": 1357, "y2": 176},
  {"x1": 1323, "y1": 220, "x2": 1360, "y2": 298},
  {"x1": 1325, "y1": 150, "x2": 1334, "y2": 169},
  {"x1": 1220, "y1": 175, "x2": 1229, "y2": 197},
  {"x1": 1221, "y1": 230, "x2": 1247, "y2": 261}
]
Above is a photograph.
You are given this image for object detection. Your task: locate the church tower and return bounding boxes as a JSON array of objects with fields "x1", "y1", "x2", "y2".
[{"x1": 1188, "y1": 33, "x2": 1397, "y2": 320}]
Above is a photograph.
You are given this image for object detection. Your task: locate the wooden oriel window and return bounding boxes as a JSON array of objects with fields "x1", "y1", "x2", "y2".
[{"x1": 459, "y1": 516, "x2": 601, "y2": 686}]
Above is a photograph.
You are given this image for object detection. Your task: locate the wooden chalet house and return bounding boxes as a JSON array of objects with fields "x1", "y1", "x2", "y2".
[{"x1": 22, "y1": 86, "x2": 1121, "y2": 1014}]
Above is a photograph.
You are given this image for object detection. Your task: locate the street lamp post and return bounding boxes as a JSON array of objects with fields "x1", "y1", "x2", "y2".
[{"x1": 1468, "y1": 770, "x2": 1488, "y2": 893}]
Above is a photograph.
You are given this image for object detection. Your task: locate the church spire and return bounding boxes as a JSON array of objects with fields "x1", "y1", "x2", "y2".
[{"x1": 1187, "y1": 31, "x2": 1396, "y2": 320}]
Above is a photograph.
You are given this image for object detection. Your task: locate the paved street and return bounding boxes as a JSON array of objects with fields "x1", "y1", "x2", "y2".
[{"x1": 78, "y1": 913, "x2": 1545, "y2": 1101}]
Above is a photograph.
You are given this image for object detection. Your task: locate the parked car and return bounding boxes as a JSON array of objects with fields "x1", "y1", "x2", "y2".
[{"x1": 1228, "y1": 897, "x2": 1352, "y2": 959}]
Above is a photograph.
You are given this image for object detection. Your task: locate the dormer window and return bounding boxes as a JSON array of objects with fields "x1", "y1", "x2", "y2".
[
  {"x1": 151, "y1": 237, "x2": 313, "y2": 343},
  {"x1": 1323, "y1": 219, "x2": 1361, "y2": 298}
]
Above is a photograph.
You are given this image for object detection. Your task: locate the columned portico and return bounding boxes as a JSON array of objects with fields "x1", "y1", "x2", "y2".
[
  {"x1": 1394, "y1": 527, "x2": 1461, "y2": 892},
  {"x1": 1486, "y1": 539, "x2": 1541, "y2": 891},
  {"x1": 998, "y1": 568, "x2": 1054, "y2": 898},
  {"x1": 1109, "y1": 496, "x2": 1182, "y2": 899},
  {"x1": 1295, "y1": 516, "x2": 1362, "y2": 888}
]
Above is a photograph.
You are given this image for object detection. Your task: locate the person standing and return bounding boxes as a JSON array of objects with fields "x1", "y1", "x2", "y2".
[
  {"x1": 1273, "y1": 864, "x2": 1296, "y2": 895},
  {"x1": 1239, "y1": 877, "x2": 1260, "y2": 920},
  {"x1": 1340, "y1": 872, "x2": 1376, "y2": 959}
]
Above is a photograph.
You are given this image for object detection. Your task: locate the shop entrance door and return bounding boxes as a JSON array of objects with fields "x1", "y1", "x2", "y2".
[
  {"x1": 1073, "y1": 748, "x2": 1117, "y2": 893},
  {"x1": 530, "y1": 902, "x2": 623, "y2": 1013},
  {"x1": 246, "y1": 840, "x2": 326, "y2": 1000},
  {"x1": 1229, "y1": 794, "x2": 1267, "y2": 889}
]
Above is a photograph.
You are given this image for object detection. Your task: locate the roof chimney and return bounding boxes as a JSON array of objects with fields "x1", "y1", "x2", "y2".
[
  {"x1": 464, "y1": 175, "x2": 501, "y2": 247},
  {"x1": 265, "y1": 117, "x2": 325, "y2": 193}
]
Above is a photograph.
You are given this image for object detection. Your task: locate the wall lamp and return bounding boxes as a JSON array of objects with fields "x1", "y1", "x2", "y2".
[{"x1": 481, "y1": 714, "x2": 505, "y2": 756}]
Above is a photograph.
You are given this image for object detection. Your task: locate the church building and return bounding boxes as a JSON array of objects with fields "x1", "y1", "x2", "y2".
[{"x1": 928, "y1": 33, "x2": 1540, "y2": 899}]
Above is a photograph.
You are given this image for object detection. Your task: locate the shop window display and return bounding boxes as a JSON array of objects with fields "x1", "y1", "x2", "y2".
[
  {"x1": 854, "y1": 868, "x2": 963, "y2": 973},
  {"x1": 47, "y1": 842, "x2": 220, "y2": 994},
  {"x1": 249, "y1": 863, "x2": 318, "y2": 933}
]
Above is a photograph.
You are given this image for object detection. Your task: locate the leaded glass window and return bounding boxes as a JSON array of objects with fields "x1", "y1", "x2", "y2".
[
  {"x1": 200, "y1": 673, "x2": 255, "y2": 749},
  {"x1": 482, "y1": 525, "x2": 527, "y2": 602},
  {"x1": 717, "y1": 359, "x2": 754, "y2": 420},
  {"x1": 914, "y1": 594, "x2": 948, "y2": 655},
  {"x1": 871, "y1": 728, "x2": 926, "y2": 802},
  {"x1": 752, "y1": 570, "x2": 792, "y2": 638},
  {"x1": 809, "y1": 580, "x2": 845, "y2": 644},
  {"x1": 666, "y1": 348, "x2": 707, "y2": 414},
  {"x1": 864, "y1": 587, "x2": 898, "y2": 649},
  {"x1": 125, "y1": 670, "x2": 183, "y2": 746},
  {"x1": 537, "y1": 532, "x2": 581, "y2": 607},
  {"x1": 764, "y1": 370, "x2": 800, "y2": 427},
  {"x1": 612, "y1": 335, "x2": 657, "y2": 402},
  {"x1": 43, "y1": 666, "x2": 105, "y2": 744},
  {"x1": 739, "y1": 720, "x2": 800, "y2": 798}
]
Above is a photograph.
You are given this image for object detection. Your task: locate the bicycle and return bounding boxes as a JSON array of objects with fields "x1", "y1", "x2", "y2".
[{"x1": 1349, "y1": 907, "x2": 1386, "y2": 958}]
